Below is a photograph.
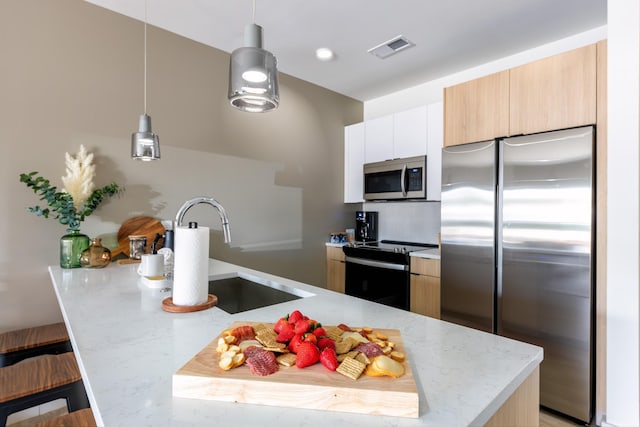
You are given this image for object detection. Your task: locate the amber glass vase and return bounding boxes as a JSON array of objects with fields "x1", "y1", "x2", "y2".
[{"x1": 80, "y1": 238, "x2": 112, "y2": 268}]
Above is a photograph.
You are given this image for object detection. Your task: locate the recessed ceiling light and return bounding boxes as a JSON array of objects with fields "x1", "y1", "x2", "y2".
[{"x1": 315, "y1": 47, "x2": 335, "y2": 61}]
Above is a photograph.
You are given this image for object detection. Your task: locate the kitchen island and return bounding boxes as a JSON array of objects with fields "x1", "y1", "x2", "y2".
[{"x1": 49, "y1": 259, "x2": 542, "y2": 426}]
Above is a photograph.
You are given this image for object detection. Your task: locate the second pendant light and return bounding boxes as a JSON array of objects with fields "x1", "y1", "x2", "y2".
[{"x1": 228, "y1": 0, "x2": 279, "y2": 113}]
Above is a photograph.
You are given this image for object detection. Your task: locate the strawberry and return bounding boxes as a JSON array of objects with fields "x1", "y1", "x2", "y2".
[
  {"x1": 276, "y1": 323, "x2": 295, "y2": 343},
  {"x1": 312, "y1": 326, "x2": 326, "y2": 337},
  {"x1": 294, "y1": 319, "x2": 311, "y2": 335},
  {"x1": 303, "y1": 333, "x2": 317, "y2": 345},
  {"x1": 288, "y1": 310, "x2": 304, "y2": 325},
  {"x1": 317, "y1": 337, "x2": 335, "y2": 351},
  {"x1": 274, "y1": 317, "x2": 289, "y2": 334},
  {"x1": 288, "y1": 334, "x2": 304, "y2": 353},
  {"x1": 295, "y1": 342, "x2": 320, "y2": 368},
  {"x1": 319, "y1": 348, "x2": 338, "y2": 371}
]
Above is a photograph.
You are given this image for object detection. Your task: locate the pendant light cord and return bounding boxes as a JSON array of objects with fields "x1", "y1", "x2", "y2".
[
  {"x1": 252, "y1": 0, "x2": 255, "y2": 23},
  {"x1": 144, "y1": 0, "x2": 148, "y2": 114}
]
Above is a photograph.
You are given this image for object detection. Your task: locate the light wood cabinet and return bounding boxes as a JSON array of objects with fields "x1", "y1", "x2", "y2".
[
  {"x1": 344, "y1": 123, "x2": 365, "y2": 203},
  {"x1": 326, "y1": 246, "x2": 345, "y2": 293},
  {"x1": 444, "y1": 70, "x2": 510, "y2": 147},
  {"x1": 410, "y1": 257, "x2": 441, "y2": 319},
  {"x1": 510, "y1": 44, "x2": 597, "y2": 135},
  {"x1": 444, "y1": 43, "x2": 598, "y2": 147}
]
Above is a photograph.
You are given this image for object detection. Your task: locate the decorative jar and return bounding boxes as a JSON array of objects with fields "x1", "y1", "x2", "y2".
[
  {"x1": 60, "y1": 231, "x2": 91, "y2": 269},
  {"x1": 80, "y1": 237, "x2": 111, "y2": 268}
]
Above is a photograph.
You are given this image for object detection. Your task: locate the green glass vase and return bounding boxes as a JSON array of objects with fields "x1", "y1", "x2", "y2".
[{"x1": 60, "y1": 230, "x2": 91, "y2": 269}]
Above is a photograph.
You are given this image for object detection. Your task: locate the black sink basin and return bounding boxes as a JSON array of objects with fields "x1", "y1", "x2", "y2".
[{"x1": 208, "y1": 275, "x2": 308, "y2": 314}]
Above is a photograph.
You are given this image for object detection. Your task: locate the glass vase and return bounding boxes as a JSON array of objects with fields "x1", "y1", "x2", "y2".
[
  {"x1": 60, "y1": 231, "x2": 91, "y2": 269},
  {"x1": 79, "y1": 237, "x2": 112, "y2": 268}
]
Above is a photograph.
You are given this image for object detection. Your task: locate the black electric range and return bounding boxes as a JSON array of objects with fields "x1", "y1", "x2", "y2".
[{"x1": 342, "y1": 240, "x2": 438, "y2": 311}]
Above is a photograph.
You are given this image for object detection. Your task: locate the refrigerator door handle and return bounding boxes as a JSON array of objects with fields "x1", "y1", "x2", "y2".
[{"x1": 495, "y1": 139, "x2": 504, "y2": 335}]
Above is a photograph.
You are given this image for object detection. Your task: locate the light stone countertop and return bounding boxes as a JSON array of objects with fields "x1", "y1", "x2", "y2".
[
  {"x1": 325, "y1": 242, "x2": 346, "y2": 247},
  {"x1": 410, "y1": 248, "x2": 441, "y2": 260},
  {"x1": 49, "y1": 259, "x2": 541, "y2": 427}
]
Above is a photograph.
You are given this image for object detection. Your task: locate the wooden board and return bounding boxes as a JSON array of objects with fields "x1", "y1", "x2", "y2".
[
  {"x1": 173, "y1": 322, "x2": 419, "y2": 418},
  {"x1": 110, "y1": 216, "x2": 165, "y2": 258}
]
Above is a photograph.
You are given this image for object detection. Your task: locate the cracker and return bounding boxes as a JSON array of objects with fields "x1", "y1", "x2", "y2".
[
  {"x1": 253, "y1": 323, "x2": 268, "y2": 333},
  {"x1": 355, "y1": 352, "x2": 370, "y2": 365},
  {"x1": 375, "y1": 331, "x2": 388, "y2": 341},
  {"x1": 337, "y1": 350, "x2": 359, "y2": 362},
  {"x1": 337, "y1": 353, "x2": 350, "y2": 362},
  {"x1": 263, "y1": 345, "x2": 287, "y2": 352},
  {"x1": 255, "y1": 328, "x2": 278, "y2": 346},
  {"x1": 276, "y1": 352, "x2": 297, "y2": 367},
  {"x1": 335, "y1": 338, "x2": 353, "y2": 355},
  {"x1": 324, "y1": 326, "x2": 344, "y2": 341},
  {"x1": 336, "y1": 357, "x2": 366, "y2": 380}
]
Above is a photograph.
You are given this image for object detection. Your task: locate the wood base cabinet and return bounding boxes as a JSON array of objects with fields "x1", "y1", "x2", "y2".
[
  {"x1": 409, "y1": 257, "x2": 441, "y2": 319},
  {"x1": 326, "y1": 246, "x2": 345, "y2": 293}
]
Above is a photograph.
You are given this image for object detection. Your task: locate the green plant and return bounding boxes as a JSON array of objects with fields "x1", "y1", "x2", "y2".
[{"x1": 19, "y1": 145, "x2": 122, "y2": 232}]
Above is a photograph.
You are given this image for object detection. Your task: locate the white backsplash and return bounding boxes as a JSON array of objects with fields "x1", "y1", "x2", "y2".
[{"x1": 361, "y1": 201, "x2": 441, "y2": 244}]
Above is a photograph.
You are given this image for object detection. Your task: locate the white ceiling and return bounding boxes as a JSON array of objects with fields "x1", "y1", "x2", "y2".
[{"x1": 85, "y1": 0, "x2": 607, "y2": 101}]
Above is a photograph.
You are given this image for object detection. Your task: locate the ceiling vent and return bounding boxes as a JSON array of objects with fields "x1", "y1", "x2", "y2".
[{"x1": 367, "y1": 35, "x2": 415, "y2": 59}]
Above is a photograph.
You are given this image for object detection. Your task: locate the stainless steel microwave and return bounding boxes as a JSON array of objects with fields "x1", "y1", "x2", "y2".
[{"x1": 363, "y1": 155, "x2": 426, "y2": 201}]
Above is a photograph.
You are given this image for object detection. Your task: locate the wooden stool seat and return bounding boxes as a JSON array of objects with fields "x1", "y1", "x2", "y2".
[
  {"x1": 0, "y1": 352, "x2": 89, "y2": 427},
  {"x1": 0, "y1": 323, "x2": 72, "y2": 367},
  {"x1": 33, "y1": 408, "x2": 96, "y2": 427}
]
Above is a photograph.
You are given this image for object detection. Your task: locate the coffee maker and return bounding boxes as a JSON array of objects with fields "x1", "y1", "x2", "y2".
[{"x1": 355, "y1": 211, "x2": 378, "y2": 242}]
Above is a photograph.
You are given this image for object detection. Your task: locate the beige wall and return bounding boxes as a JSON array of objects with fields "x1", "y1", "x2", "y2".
[{"x1": 0, "y1": 0, "x2": 362, "y2": 332}]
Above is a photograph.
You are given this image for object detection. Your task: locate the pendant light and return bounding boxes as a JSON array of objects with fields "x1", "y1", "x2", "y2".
[
  {"x1": 131, "y1": 0, "x2": 160, "y2": 161},
  {"x1": 228, "y1": 0, "x2": 279, "y2": 112}
]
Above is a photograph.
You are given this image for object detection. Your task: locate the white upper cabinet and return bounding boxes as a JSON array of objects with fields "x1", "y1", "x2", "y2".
[
  {"x1": 364, "y1": 106, "x2": 429, "y2": 163},
  {"x1": 344, "y1": 122, "x2": 365, "y2": 203},
  {"x1": 344, "y1": 102, "x2": 442, "y2": 203},
  {"x1": 426, "y1": 102, "x2": 443, "y2": 201},
  {"x1": 393, "y1": 106, "x2": 429, "y2": 159},
  {"x1": 364, "y1": 115, "x2": 394, "y2": 163}
]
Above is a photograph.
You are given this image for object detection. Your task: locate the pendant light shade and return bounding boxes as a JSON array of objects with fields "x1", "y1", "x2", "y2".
[
  {"x1": 228, "y1": 22, "x2": 279, "y2": 112},
  {"x1": 131, "y1": 114, "x2": 160, "y2": 161},
  {"x1": 131, "y1": 0, "x2": 160, "y2": 160}
]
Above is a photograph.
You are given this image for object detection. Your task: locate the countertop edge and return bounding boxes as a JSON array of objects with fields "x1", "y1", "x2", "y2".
[
  {"x1": 470, "y1": 350, "x2": 544, "y2": 426},
  {"x1": 410, "y1": 249, "x2": 441, "y2": 260}
]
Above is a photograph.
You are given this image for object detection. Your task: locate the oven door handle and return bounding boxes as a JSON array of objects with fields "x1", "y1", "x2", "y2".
[{"x1": 345, "y1": 256, "x2": 408, "y2": 271}]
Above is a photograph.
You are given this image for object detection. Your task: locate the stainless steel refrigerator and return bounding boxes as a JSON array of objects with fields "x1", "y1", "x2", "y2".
[{"x1": 440, "y1": 126, "x2": 594, "y2": 423}]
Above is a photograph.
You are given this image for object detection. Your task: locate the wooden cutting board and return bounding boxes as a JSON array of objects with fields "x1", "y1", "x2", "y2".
[
  {"x1": 173, "y1": 322, "x2": 419, "y2": 418},
  {"x1": 110, "y1": 216, "x2": 165, "y2": 258}
]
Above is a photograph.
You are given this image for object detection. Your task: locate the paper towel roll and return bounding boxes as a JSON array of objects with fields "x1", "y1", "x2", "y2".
[{"x1": 172, "y1": 224, "x2": 209, "y2": 306}]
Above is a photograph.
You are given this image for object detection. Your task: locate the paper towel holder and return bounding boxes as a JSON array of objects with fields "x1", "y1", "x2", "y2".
[{"x1": 175, "y1": 197, "x2": 231, "y2": 243}]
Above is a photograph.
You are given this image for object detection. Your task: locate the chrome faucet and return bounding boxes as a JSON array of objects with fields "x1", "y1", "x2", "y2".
[{"x1": 175, "y1": 197, "x2": 231, "y2": 243}]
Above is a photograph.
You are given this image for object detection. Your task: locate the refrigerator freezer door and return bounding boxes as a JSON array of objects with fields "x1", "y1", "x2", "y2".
[
  {"x1": 441, "y1": 140, "x2": 496, "y2": 333},
  {"x1": 498, "y1": 126, "x2": 594, "y2": 422}
]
